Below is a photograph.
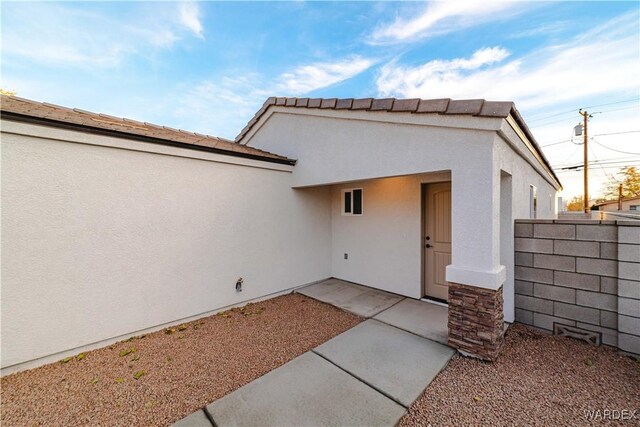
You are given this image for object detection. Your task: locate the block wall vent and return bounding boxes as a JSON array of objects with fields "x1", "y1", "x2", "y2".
[{"x1": 554, "y1": 323, "x2": 601, "y2": 346}]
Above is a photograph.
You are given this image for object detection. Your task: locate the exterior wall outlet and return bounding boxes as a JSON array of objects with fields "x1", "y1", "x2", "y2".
[
  {"x1": 344, "y1": 253, "x2": 348, "y2": 260},
  {"x1": 235, "y1": 277, "x2": 243, "y2": 292}
]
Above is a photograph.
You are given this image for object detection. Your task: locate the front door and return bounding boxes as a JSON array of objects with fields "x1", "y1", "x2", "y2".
[{"x1": 424, "y1": 182, "x2": 452, "y2": 301}]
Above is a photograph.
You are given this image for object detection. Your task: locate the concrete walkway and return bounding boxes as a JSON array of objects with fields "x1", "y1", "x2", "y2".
[
  {"x1": 172, "y1": 279, "x2": 453, "y2": 427},
  {"x1": 298, "y1": 278, "x2": 449, "y2": 345}
]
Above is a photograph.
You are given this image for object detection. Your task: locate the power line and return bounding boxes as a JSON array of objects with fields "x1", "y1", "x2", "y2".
[
  {"x1": 583, "y1": 97, "x2": 640, "y2": 110},
  {"x1": 589, "y1": 143, "x2": 619, "y2": 183},
  {"x1": 527, "y1": 108, "x2": 580, "y2": 123},
  {"x1": 591, "y1": 137, "x2": 640, "y2": 155},
  {"x1": 541, "y1": 130, "x2": 640, "y2": 148},
  {"x1": 533, "y1": 116, "x2": 579, "y2": 128},
  {"x1": 536, "y1": 117, "x2": 574, "y2": 128},
  {"x1": 591, "y1": 105, "x2": 640, "y2": 115},
  {"x1": 592, "y1": 130, "x2": 640, "y2": 137},
  {"x1": 555, "y1": 164, "x2": 640, "y2": 173},
  {"x1": 526, "y1": 97, "x2": 639, "y2": 123},
  {"x1": 558, "y1": 145, "x2": 581, "y2": 166},
  {"x1": 553, "y1": 155, "x2": 640, "y2": 167},
  {"x1": 541, "y1": 139, "x2": 573, "y2": 148},
  {"x1": 553, "y1": 158, "x2": 640, "y2": 169},
  {"x1": 531, "y1": 103, "x2": 640, "y2": 128}
]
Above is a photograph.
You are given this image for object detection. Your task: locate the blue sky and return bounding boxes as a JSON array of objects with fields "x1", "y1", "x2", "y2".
[{"x1": 2, "y1": 1, "x2": 639, "y2": 199}]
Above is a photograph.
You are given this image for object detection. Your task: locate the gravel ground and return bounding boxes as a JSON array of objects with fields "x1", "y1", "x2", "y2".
[
  {"x1": 1, "y1": 293, "x2": 362, "y2": 426},
  {"x1": 400, "y1": 323, "x2": 640, "y2": 426}
]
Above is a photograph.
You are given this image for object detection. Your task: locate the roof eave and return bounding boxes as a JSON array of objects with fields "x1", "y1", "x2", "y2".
[
  {"x1": 235, "y1": 96, "x2": 516, "y2": 144},
  {"x1": 508, "y1": 107, "x2": 563, "y2": 190},
  {"x1": 1, "y1": 111, "x2": 297, "y2": 166}
]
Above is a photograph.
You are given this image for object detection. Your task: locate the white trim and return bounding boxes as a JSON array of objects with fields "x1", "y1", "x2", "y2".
[{"x1": 445, "y1": 264, "x2": 506, "y2": 290}]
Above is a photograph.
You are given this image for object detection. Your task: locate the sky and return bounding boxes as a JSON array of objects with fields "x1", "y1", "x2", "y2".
[{"x1": 1, "y1": 1, "x2": 639, "y2": 201}]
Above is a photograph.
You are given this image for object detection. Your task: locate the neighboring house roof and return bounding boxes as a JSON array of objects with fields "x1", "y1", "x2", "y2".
[
  {"x1": 593, "y1": 195, "x2": 640, "y2": 206},
  {"x1": 235, "y1": 96, "x2": 561, "y2": 188},
  {"x1": 0, "y1": 95, "x2": 295, "y2": 165}
]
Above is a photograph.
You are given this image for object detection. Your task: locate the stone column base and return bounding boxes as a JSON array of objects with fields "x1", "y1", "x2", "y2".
[{"x1": 448, "y1": 282, "x2": 504, "y2": 361}]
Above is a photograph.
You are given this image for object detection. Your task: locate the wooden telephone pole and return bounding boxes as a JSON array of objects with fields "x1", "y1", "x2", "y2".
[
  {"x1": 618, "y1": 183, "x2": 623, "y2": 211},
  {"x1": 579, "y1": 110, "x2": 590, "y2": 213}
]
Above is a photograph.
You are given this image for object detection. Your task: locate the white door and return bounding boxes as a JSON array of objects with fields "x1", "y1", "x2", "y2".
[{"x1": 424, "y1": 182, "x2": 452, "y2": 301}]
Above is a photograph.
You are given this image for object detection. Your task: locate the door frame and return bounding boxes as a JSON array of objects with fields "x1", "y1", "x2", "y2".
[{"x1": 421, "y1": 181, "x2": 452, "y2": 302}]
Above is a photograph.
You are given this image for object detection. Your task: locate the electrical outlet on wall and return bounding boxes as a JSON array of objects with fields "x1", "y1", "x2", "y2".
[{"x1": 344, "y1": 253, "x2": 348, "y2": 260}]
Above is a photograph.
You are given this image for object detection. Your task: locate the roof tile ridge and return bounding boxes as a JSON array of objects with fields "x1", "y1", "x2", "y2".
[{"x1": 3, "y1": 95, "x2": 42, "y2": 106}]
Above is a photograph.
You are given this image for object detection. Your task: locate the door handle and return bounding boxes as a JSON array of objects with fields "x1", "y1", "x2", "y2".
[{"x1": 425, "y1": 244, "x2": 432, "y2": 248}]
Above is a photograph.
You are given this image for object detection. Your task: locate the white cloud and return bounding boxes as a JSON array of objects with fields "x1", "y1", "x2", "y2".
[
  {"x1": 375, "y1": 12, "x2": 640, "y2": 111},
  {"x1": 375, "y1": 11, "x2": 640, "y2": 199},
  {"x1": 510, "y1": 21, "x2": 569, "y2": 39},
  {"x1": 173, "y1": 56, "x2": 375, "y2": 138},
  {"x1": 1, "y1": 2, "x2": 203, "y2": 68},
  {"x1": 179, "y1": 2, "x2": 205, "y2": 39},
  {"x1": 369, "y1": 1, "x2": 524, "y2": 44},
  {"x1": 275, "y1": 57, "x2": 375, "y2": 94},
  {"x1": 376, "y1": 46, "x2": 512, "y2": 99}
]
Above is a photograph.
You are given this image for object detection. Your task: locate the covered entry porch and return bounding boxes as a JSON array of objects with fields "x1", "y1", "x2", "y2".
[{"x1": 303, "y1": 168, "x2": 508, "y2": 360}]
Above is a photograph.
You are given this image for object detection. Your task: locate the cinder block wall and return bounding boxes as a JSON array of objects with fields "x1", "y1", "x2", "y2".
[{"x1": 514, "y1": 219, "x2": 640, "y2": 357}]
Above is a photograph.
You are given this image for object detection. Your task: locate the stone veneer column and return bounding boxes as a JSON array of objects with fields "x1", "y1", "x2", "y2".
[{"x1": 448, "y1": 282, "x2": 505, "y2": 361}]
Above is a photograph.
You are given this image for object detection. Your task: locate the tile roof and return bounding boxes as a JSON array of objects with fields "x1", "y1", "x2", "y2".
[
  {"x1": 235, "y1": 96, "x2": 561, "y2": 188},
  {"x1": 0, "y1": 95, "x2": 295, "y2": 165},
  {"x1": 235, "y1": 97, "x2": 515, "y2": 143}
]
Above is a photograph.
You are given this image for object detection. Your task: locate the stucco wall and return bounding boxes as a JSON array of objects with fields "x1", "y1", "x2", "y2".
[
  {"x1": 1, "y1": 122, "x2": 332, "y2": 372},
  {"x1": 248, "y1": 111, "x2": 508, "y2": 291},
  {"x1": 249, "y1": 109, "x2": 559, "y2": 320},
  {"x1": 246, "y1": 109, "x2": 499, "y2": 188},
  {"x1": 330, "y1": 172, "x2": 450, "y2": 299},
  {"x1": 493, "y1": 133, "x2": 559, "y2": 322},
  {"x1": 1, "y1": 108, "x2": 562, "y2": 372}
]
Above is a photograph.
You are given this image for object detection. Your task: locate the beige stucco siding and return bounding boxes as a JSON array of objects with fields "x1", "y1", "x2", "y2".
[
  {"x1": 1, "y1": 122, "x2": 332, "y2": 372},
  {"x1": 330, "y1": 172, "x2": 451, "y2": 299},
  {"x1": 249, "y1": 110, "x2": 502, "y2": 287},
  {"x1": 247, "y1": 110, "x2": 499, "y2": 187},
  {"x1": 249, "y1": 109, "x2": 559, "y2": 324}
]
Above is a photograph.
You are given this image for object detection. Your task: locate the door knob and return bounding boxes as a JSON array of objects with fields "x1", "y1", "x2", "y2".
[{"x1": 426, "y1": 244, "x2": 432, "y2": 248}]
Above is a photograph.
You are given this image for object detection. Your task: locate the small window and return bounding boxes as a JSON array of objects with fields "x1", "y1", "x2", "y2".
[
  {"x1": 630, "y1": 205, "x2": 639, "y2": 211},
  {"x1": 342, "y1": 188, "x2": 363, "y2": 216},
  {"x1": 530, "y1": 185, "x2": 537, "y2": 219}
]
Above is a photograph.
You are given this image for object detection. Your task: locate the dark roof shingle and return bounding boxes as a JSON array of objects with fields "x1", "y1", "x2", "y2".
[
  {"x1": 0, "y1": 95, "x2": 294, "y2": 165},
  {"x1": 235, "y1": 97, "x2": 515, "y2": 142}
]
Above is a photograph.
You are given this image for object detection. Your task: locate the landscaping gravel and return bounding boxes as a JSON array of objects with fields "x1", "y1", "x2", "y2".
[
  {"x1": 1, "y1": 294, "x2": 362, "y2": 426},
  {"x1": 400, "y1": 324, "x2": 640, "y2": 426}
]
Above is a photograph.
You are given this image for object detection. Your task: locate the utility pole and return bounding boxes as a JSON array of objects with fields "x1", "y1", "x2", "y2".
[
  {"x1": 579, "y1": 110, "x2": 590, "y2": 214},
  {"x1": 618, "y1": 183, "x2": 623, "y2": 211}
]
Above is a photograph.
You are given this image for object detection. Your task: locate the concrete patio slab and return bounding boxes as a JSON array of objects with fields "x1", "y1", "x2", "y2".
[
  {"x1": 296, "y1": 279, "x2": 404, "y2": 317},
  {"x1": 171, "y1": 410, "x2": 212, "y2": 427},
  {"x1": 374, "y1": 298, "x2": 449, "y2": 344},
  {"x1": 205, "y1": 351, "x2": 406, "y2": 427},
  {"x1": 314, "y1": 319, "x2": 455, "y2": 407}
]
